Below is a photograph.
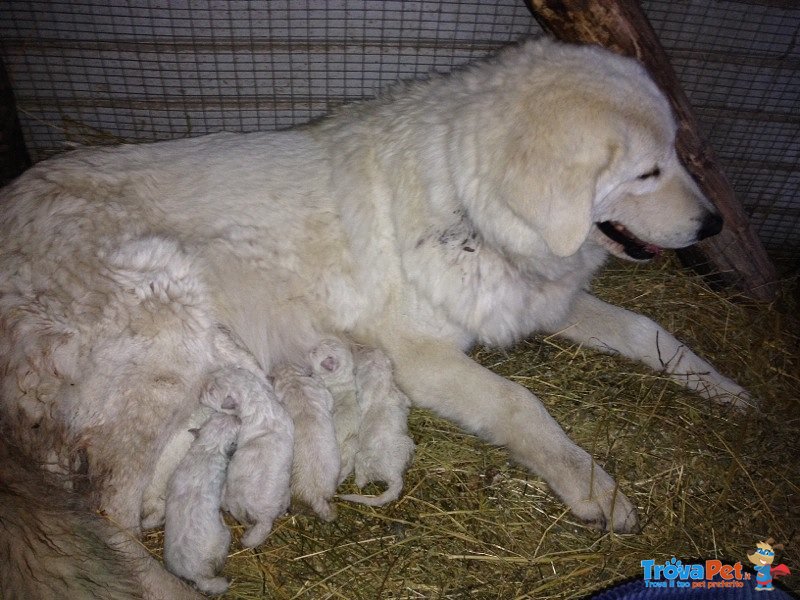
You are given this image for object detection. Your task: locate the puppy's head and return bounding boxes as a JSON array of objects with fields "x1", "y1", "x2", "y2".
[{"x1": 482, "y1": 40, "x2": 722, "y2": 261}]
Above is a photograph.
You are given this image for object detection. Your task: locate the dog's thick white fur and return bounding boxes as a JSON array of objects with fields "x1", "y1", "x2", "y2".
[
  {"x1": 0, "y1": 38, "x2": 751, "y2": 594},
  {"x1": 339, "y1": 347, "x2": 415, "y2": 507},
  {"x1": 309, "y1": 338, "x2": 361, "y2": 484},
  {"x1": 201, "y1": 366, "x2": 294, "y2": 549},
  {"x1": 272, "y1": 361, "x2": 340, "y2": 521},
  {"x1": 164, "y1": 413, "x2": 239, "y2": 595}
]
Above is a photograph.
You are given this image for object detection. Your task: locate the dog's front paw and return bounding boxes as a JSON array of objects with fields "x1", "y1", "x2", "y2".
[
  {"x1": 568, "y1": 485, "x2": 639, "y2": 534},
  {"x1": 708, "y1": 381, "x2": 755, "y2": 412},
  {"x1": 553, "y1": 454, "x2": 639, "y2": 533},
  {"x1": 675, "y1": 371, "x2": 756, "y2": 412}
]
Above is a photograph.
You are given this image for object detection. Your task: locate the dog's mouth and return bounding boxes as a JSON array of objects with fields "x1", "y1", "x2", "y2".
[{"x1": 596, "y1": 221, "x2": 664, "y2": 261}]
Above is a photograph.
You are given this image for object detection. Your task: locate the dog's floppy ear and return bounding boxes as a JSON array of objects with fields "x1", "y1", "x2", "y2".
[
  {"x1": 525, "y1": 142, "x2": 619, "y2": 257},
  {"x1": 495, "y1": 103, "x2": 621, "y2": 257}
]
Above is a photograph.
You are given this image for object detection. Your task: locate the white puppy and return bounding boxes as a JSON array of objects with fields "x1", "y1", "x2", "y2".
[
  {"x1": 309, "y1": 339, "x2": 360, "y2": 484},
  {"x1": 271, "y1": 362, "x2": 340, "y2": 522},
  {"x1": 339, "y1": 347, "x2": 415, "y2": 507},
  {"x1": 163, "y1": 413, "x2": 239, "y2": 596},
  {"x1": 201, "y1": 367, "x2": 294, "y2": 548},
  {"x1": 141, "y1": 405, "x2": 213, "y2": 529}
]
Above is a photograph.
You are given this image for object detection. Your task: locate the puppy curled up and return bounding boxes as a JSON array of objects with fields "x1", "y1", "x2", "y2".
[
  {"x1": 272, "y1": 361, "x2": 340, "y2": 522},
  {"x1": 309, "y1": 338, "x2": 360, "y2": 485},
  {"x1": 164, "y1": 413, "x2": 240, "y2": 596},
  {"x1": 201, "y1": 366, "x2": 294, "y2": 548},
  {"x1": 338, "y1": 347, "x2": 415, "y2": 506},
  {"x1": 141, "y1": 405, "x2": 214, "y2": 529}
]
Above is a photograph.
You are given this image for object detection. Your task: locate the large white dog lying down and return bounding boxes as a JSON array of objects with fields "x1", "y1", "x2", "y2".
[{"x1": 0, "y1": 37, "x2": 748, "y2": 597}]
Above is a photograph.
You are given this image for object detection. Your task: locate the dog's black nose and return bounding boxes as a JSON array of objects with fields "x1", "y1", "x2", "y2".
[{"x1": 697, "y1": 212, "x2": 723, "y2": 240}]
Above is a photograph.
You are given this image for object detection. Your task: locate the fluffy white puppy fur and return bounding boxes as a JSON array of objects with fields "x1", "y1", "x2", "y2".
[
  {"x1": 309, "y1": 338, "x2": 361, "y2": 485},
  {"x1": 201, "y1": 367, "x2": 294, "y2": 548},
  {"x1": 339, "y1": 347, "x2": 415, "y2": 507},
  {"x1": 271, "y1": 362, "x2": 340, "y2": 522},
  {"x1": 141, "y1": 405, "x2": 213, "y2": 529},
  {"x1": 164, "y1": 413, "x2": 239, "y2": 596},
  {"x1": 0, "y1": 40, "x2": 752, "y2": 593}
]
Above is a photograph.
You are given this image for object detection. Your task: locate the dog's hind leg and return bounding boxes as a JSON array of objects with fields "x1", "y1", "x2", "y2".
[
  {"x1": 552, "y1": 292, "x2": 753, "y2": 409},
  {"x1": 378, "y1": 333, "x2": 639, "y2": 533},
  {"x1": 0, "y1": 440, "x2": 202, "y2": 600}
]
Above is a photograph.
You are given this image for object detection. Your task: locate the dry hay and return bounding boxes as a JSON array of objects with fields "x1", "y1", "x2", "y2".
[{"x1": 142, "y1": 257, "x2": 799, "y2": 599}]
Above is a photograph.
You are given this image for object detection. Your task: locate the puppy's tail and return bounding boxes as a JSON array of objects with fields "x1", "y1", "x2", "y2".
[
  {"x1": 0, "y1": 441, "x2": 202, "y2": 600},
  {"x1": 338, "y1": 480, "x2": 403, "y2": 507}
]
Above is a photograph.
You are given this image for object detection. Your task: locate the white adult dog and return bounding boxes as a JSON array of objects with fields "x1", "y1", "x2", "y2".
[{"x1": 0, "y1": 37, "x2": 748, "y2": 596}]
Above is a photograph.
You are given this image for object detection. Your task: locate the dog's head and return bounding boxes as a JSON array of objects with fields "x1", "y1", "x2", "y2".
[{"x1": 481, "y1": 40, "x2": 722, "y2": 261}]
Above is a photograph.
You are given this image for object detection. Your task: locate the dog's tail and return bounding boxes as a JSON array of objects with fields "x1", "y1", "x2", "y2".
[
  {"x1": 338, "y1": 480, "x2": 403, "y2": 507},
  {"x1": 0, "y1": 441, "x2": 202, "y2": 600}
]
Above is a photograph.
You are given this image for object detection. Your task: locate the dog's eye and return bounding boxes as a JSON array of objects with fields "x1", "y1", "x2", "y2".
[{"x1": 637, "y1": 166, "x2": 661, "y2": 180}]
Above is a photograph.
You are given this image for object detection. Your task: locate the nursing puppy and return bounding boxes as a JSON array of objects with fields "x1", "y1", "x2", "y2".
[
  {"x1": 309, "y1": 338, "x2": 360, "y2": 484},
  {"x1": 163, "y1": 413, "x2": 239, "y2": 596},
  {"x1": 142, "y1": 405, "x2": 213, "y2": 529},
  {"x1": 339, "y1": 347, "x2": 415, "y2": 507},
  {"x1": 201, "y1": 367, "x2": 294, "y2": 549},
  {"x1": 0, "y1": 37, "x2": 752, "y2": 597},
  {"x1": 271, "y1": 362, "x2": 340, "y2": 522}
]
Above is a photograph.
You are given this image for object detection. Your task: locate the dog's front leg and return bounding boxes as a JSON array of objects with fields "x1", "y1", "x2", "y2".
[
  {"x1": 554, "y1": 291, "x2": 752, "y2": 408},
  {"x1": 381, "y1": 335, "x2": 638, "y2": 533}
]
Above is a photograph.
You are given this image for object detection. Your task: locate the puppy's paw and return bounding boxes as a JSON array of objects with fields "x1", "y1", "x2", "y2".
[
  {"x1": 312, "y1": 500, "x2": 337, "y2": 522},
  {"x1": 195, "y1": 576, "x2": 229, "y2": 596},
  {"x1": 240, "y1": 521, "x2": 273, "y2": 548},
  {"x1": 140, "y1": 503, "x2": 165, "y2": 529}
]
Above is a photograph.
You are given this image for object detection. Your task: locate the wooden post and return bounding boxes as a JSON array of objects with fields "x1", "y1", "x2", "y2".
[
  {"x1": 526, "y1": 0, "x2": 778, "y2": 301},
  {"x1": 0, "y1": 56, "x2": 31, "y2": 187}
]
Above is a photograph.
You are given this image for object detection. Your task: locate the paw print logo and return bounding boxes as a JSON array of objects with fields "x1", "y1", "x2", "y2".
[{"x1": 661, "y1": 558, "x2": 684, "y2": 583}]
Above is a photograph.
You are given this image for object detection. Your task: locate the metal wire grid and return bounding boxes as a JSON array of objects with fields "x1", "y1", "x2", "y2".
[
  {"x1": 0, "y1": 1, "x2": 538, "y2": 154},
  {"x1": 642, "y1": 0, "x2": 800, "y2": 262},
  {"x1": 0, "y1": 1, "x2": 797, "y2": 259}
]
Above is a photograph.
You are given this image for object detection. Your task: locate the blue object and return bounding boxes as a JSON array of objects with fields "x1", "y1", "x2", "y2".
[{"x1": 589, "y1": 577, "x2": 796, "y2": 599}]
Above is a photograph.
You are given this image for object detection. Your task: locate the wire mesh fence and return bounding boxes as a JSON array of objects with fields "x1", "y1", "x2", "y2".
[{"x1": 0, "y1": 1, "x2": 797, "y2": 263}]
